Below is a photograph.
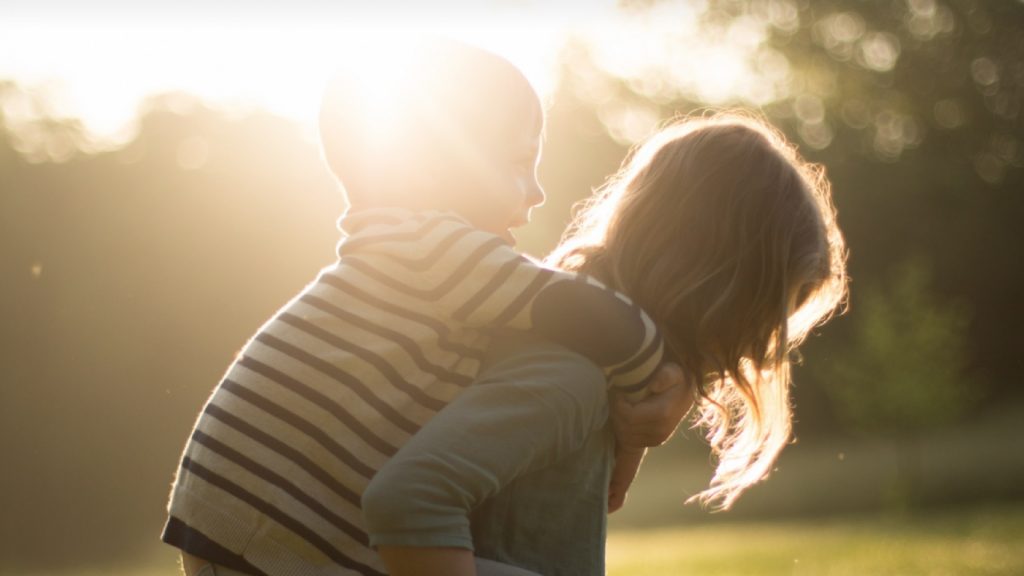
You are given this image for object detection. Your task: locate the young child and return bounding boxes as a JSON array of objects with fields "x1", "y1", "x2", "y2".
[{"x1": 162, "y1": 39, "x2": 671, "y2": 576}]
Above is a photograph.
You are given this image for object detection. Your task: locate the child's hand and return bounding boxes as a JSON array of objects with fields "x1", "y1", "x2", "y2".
[{"x1": 611, "y1": 362, "x2": 694, "y2": 450}]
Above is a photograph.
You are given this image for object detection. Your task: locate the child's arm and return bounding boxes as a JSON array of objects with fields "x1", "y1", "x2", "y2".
[{"x1": 346, "y1": 214, "x2": 664, "y2": 394}]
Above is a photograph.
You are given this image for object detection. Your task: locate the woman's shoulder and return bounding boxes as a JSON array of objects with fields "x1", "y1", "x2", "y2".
[
  {"x1": 480, "y1": 334, "x2": 609, "y2": 413},
  {"x1": 485, "y1": 332, "x2": 605, "y2": 375}
]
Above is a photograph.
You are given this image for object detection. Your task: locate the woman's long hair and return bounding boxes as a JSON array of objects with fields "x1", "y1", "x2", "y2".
[{"x1": 548, "y1": 112, "x2": 848, "y2": 510}]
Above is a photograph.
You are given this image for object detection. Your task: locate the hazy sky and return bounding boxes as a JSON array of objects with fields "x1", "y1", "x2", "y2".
[
  {"x1": 1, "y1": 1, "x2": 767, "y2": 149},
  {"x1": 0, "y1": 1, "x2": 615, "y2": 141}
]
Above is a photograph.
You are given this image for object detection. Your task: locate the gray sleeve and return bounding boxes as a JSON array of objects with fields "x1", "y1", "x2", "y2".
[{"x1": 360, "y1": 335, "x2": 609, "y2": 549}]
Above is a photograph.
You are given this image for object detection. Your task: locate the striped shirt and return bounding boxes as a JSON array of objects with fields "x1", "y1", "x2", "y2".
[{"x1": 162, "y1": 208, "x2": 663, "y2": 576}]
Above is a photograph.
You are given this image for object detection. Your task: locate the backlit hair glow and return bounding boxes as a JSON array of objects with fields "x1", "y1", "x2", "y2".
[{"x1": 549, "y1": 112, "x2": 848, "y2": 510}]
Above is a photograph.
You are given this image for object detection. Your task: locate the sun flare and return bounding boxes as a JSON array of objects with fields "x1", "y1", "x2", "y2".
[
  {"x1": 0, "y1": 1, "x2": 775, "y2": 151},
  {"x1": 0, "y1": 11, "x2": 570, "y2": 148}
]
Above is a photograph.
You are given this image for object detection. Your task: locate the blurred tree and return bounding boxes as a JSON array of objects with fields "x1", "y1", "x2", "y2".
[
  {"x1": 812, "y1": 258, "x2": 973, "y2": 509},
  {"x1": 581, "y1": 0, "x2": 1024, "y2": 176},
  {"x1": 0, "y1": 86, "x2": 343, "y2": 572},
  {"x1": 561, "y1": 0, "x2": 1024, "y2": 427},
  {"x1": 817, "y1": 258, "x2": 974, "y2": 433}
]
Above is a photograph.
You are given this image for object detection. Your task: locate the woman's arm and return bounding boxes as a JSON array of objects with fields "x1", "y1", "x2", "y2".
[
  {"x1": 375, "y1": 546, "x2": 477, "y2": 576},
  {"x1": 607, "y1": 445, "x2": 647, "y2": 514},
  {"x1": 608, "y1": 363, "x2": 695, "y2": 512}
]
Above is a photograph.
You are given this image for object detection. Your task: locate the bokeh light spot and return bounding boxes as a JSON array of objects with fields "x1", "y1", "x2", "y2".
[
  {"x1": 794, "y1": 94, "x2": 825, "y2": 124},
  {"x1": 970, "y1": 57, "x2": 1000, "y2": 87},
  {"x1": 905, "y1": 0, "x2": 956, "y2": 40},
  {"x1": 798, "y1": 120, "x2": 834, "y2": 150},
  {"x1": 598, "y1": 102, "x2": 660, "y2": 145},
  {"x1": 858, "y1": 32, "x2": 901, "y2": 72},
  {"x1": 991, "y1": 133, "x2": 1021, "y2": 165},
  {"x1": 752, "y1": 0, "x2": 801, "y2": 34},
  {"x1": 974, "y1": 152, "x2": 1006, "y2": 184},
  {"x1": 831, "y1": 12, "x2": 866, "y2": 43},
  {"x1": 872, "y1": 109, "x2": 920, "y2": 160}
]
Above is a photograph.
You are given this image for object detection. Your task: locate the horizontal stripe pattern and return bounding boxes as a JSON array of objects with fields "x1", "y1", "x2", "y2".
[
  {"x1": 317, "y1": 267, "x2": 485, "y2": 360},
  {"x1": 229, "y1": 357, "x2": 401, "y2": 458},
  {"x1": 202, "y1": 402, "x2": 365, "y2": 506},
  {"x1": 165, "y1": 207, "x2": 664, "y2": 576},
  {"x1": 179, "y1": 457, "x2": 386, "y2": 576},
  {"x1": 298, "y1": 294, "x2": 474, "y2": 387},
  {"x1": 189, "y1": 430, "x2": 369, "y2": 545}
]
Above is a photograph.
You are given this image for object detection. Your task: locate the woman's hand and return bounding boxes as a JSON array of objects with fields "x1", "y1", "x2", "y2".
[
  {"x1": 611, "y1": 362, "x2": 694, "y2": 450},
  {"x1": 607, "y1": 363, "x2": 695, "y2": 513}
]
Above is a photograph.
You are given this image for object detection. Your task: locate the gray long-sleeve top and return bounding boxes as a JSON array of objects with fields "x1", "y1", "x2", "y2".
[{"x1": 361, "y1": 335, "x2": 614, "y2": 575}]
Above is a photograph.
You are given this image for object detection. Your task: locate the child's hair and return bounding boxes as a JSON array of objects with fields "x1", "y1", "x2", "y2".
[
  {"x1": 318, "y1": 38, "x2": 542, "y2": 212},
  {"x1": 549, "y1": 112, "x2": 848, "y2": 510}
]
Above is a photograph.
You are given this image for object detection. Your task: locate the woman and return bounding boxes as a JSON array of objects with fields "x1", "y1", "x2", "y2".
[{"x1": 363, "y1": 113, "x2": 849, "y2": 575}]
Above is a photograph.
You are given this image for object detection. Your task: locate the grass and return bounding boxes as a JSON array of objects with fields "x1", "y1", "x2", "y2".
[
  {"x1": 606, "y1": 502, "x2": 1024, "y2": 576},
  {"x1": 7, "y1": 502, "x2": 1023, "y2": 576}
]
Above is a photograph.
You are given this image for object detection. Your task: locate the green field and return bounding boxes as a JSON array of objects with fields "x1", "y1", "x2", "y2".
[
  {"x1": 7, "y1": 502, "x2": 1022, "y2": 576},
  {"x1": 606, "y1": 502, "x2": 1024, "y2": 576}
]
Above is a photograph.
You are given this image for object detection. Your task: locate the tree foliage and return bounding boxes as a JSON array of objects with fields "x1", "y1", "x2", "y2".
[
  {"x1": 816, "y1": 259, "x2": 973, "y2": 433},
  {"x1": 558, "y1": 0, "x2": 1024, "y2": 420}
]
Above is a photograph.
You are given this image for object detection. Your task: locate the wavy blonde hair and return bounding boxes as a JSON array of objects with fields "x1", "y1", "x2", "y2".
[{"x1": 548, "y1": 112, "x2": 848, "y2": 510}]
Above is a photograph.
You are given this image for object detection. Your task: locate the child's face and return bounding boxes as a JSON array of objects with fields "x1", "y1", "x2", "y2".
[{"x1": 466, "y1": 116, "x2": 546, "y2": 246}]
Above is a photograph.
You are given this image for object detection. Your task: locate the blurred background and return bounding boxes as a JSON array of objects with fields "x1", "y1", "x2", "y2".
[{"x1": 1, "y1": 1, "x2": 1022, "y2": 575}]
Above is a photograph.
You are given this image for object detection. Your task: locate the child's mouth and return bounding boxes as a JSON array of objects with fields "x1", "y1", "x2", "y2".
[{"x1": 504, "y1": 218, "x2": 529, "y2": 246}]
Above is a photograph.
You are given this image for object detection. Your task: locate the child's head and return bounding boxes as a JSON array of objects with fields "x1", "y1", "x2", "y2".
[
  {"x1": 551, "y1": 112, "x2": 848, "y2": 510},
  {"x1": 320, "y1": 38, "x2": 545, "y2": 242}
]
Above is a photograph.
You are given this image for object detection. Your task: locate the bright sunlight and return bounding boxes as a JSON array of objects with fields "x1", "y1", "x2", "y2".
[
  {"x1": 0, "y1": 3, "x2": 587, "y2": 148},
  {"x1": 0, "y1": 0, "x2": 774, "y2": 151}
]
